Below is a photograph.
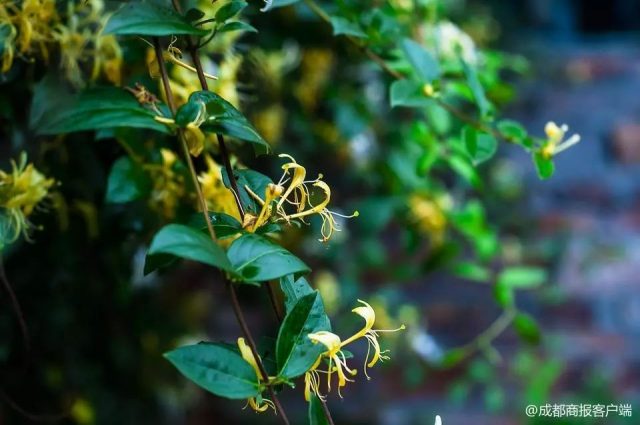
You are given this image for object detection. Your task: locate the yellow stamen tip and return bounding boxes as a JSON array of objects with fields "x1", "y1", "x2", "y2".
[{"x1": 353, "y1": 210, "x2": 360, "y2": 217}]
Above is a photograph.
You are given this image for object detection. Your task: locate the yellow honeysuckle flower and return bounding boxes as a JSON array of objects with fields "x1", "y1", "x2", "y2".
[
  {"x1": 0, "y1": 153, "x2": 55, "y2": 247},
  {"x1": 307, "y1": 331, "x2": 357, "y2": 398},
  {"x1": 304, "y1": 300, "x2": 405, "y2": 401},
  {"x1": 236, "y1": 338, "x2": 275, "y2": 413},
  {"x1": 541, "y1": 121, "x2": 581, "y2": 159},
  {"x1": 340, "y1": 300, "x2": 405, "y2": 378},
  {"x1": 243, "y1": 154, "x2": 358, "y2": 241},
  {"x1": 148, "y1": 149, "x2": 185, "y2": 219}
]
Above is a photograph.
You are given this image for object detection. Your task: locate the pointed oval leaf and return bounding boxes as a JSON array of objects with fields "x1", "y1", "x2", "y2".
[
  {"x1": 165, "y1": 343, "x2": 260, "y2": 399},
  {"x1": 188, "y1": 212, "x2": 243, "y2": 240},
  {"x1": 148, "y1": 224, "x2": 233, "y2": 271},
  {"x1": 228, "y1": 234, "x2": 310, "y2": 283},
  {"x1": 330, "y1": 16, "x2": 368, "y2": 38},
  {"x1": 215, "y1": 1, "x2": 248, "y2": 22},
  {"x1": 276, "y1": 292, "x2": 331, "y2": 379},
  {"x1": 34, "y1": 87, "x2": 169, "y2": 135},
  {"x1": 175, "y1": 91, "x2": 270, "y2": 155},
  {"x1": 105, "y1": 2, "x2": 208, "y2": 36},
  {"x1": 390, "y1": 79, "x2": 432, "y2": 108},
  {"x1": 308, "y1": 394, "x2": 329, "y2": 425},
  {"x1": 279, "y1": 275, "x2": 314, "y2": 313},
  {"x1": 401, "y1": 38, "x2": 440, "y2": 82},
  {"x1": 105, "y1": 157, "x2": 151, "y2": 203}
]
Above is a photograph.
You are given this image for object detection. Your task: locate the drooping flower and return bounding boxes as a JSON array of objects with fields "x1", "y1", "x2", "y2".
[
  {"x1": 236, "y1": 338, "x2": 275, "y2": 413},
  {"x1": 304, "y1": 299, "x2": 405, "y2": 401},
  {"x1": 244, "y1": 154, "x2": 358, "y2": 242},
  {"x1": 541, "y1": 121, "x2": 581, "y2": 159},
  {"x1": 0, "y1": 153, "x2": 55, "y2": 247}
]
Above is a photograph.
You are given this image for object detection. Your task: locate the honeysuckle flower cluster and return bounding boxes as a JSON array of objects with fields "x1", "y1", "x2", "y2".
[
  {"x1": 408, "y1": 193, "x2": 451, "y2": 246},
  {"x1": 0, "y1": 153, "x2": 55, "y2": 248},
  {"x1": 304, "y1": 300, "x2": 405, "y2": 401},
  {"x1": 243, "y1": 154, "x2": 358, "y2": 242},
  {"x1": 541, "y1": 121, "x2": 581, "y2": 159},
  {"x1": 1, "y1": 0, "x2": 122, "y2": 86}
]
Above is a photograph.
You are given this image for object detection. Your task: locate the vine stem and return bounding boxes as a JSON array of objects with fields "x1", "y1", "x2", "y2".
[
  {"x1": 302, "y1": 0, "x2": 508, "y2": 144},
  {"x1": 152, "y1": 38, "x2": 290, "y2": 424},
  {"x1": 0, "y1": 255, "x2": 30, "y2": 358},
  {"x1": 454, "y1": 307, "x2": 516, "y2": 361}
]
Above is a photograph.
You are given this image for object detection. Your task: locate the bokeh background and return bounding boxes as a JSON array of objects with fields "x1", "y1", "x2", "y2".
[{"x1": 1, "y1": 0, "x2": 639, "y2": 424}]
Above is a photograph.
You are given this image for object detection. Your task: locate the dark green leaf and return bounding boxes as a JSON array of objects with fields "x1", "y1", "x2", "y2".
[
  {"x1": 514, "y1": 313, "x2": 541, "y2": 344},
  {"x1": 221, "y1": 168, "x2": 273, "y2": 216},
  {"x1": 389, "y1": 79, "x2": 432, "y2": 108},
  {"x1": 185, "y1": 8, "x2": 205, "y2": 22},
  {"x1": 330, "y1": 16, "x2": 368, "y2": 38},
  {"x1": 215, "y1": 1, "x2": 248, "y2": 22},
  {"x1": 175, "y1": 91, "x2": 270, "y2": 154},
  {"x1": 105, "y1": 157, "x2": 150, "y2": 203},
  {"x1": 463, "y1": 125, "x2": 477, "y2": 157},
  {"x1": 148, "y1": 224, "x2": 233, "y2": 271},
  {"x1": 401, "y1": 38, "x2": 440, "y2": 82},
  {"x1": 308, "y1": 394, "x2": 329, "y2": 425},
  {"x1": 276, "y1": 292, "x2": 331, "y2": 379},
  {"x1": 228, "y1": 234, "x2": 310, "y2": 283},
  {"x1": 533, "y1": 152, "x2": 555, "y2": 179},
  {"x1": 497, "y1": 267, "x2": 547, "y2": 289},
  {"x1": 279, "y1": 275, "x2": 314, "y2": 313},
  {"x1": 217, "y1": 21, "x2": 258, "y2": 33},
  {"x1": 164, "y1": 342, "x2": 260, "y2": 399},
  {"x1": 188, "y1": 212, "x2": 243, "y2": 240},
  {"x1": 33, "y1": 86, "x2": 169, "y2": 135},
  {"x1": 105, "y1": 2, "x2": 208, "y2": 36}
]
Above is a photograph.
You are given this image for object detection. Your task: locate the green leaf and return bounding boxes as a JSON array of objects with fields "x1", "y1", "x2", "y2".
[
  {"x1": 533, "y1": 152, "x2": 555, "y2": 179},
  {"x1": 463, "y1": 125, "x2": 477, "y2": 157},
  {"x1": 276, "y1": 292, "x2": 331, "y2": 379},
  {"x1": 148, "y1": 224, "x2": 233, "y2": 271},
  {"x1": 227, "y1": 234, "x2": 310, "y2": 283},
  {"x1": 308, "y1": 394, "x2": 329, "y2": 425},
  {"x1": 221, "y1": 168, "x2": 273, "y2": 217},
  {"x1": 175, "y1": 91, "x2": 270, "y2": 155},
  {"x1": 401, "y1": 38, "x2": 440, "y2": 82},
  {"x1": 448, "y1": 154, "x2": 481, "y2": 188},
  {"x1": 105, "y1": 2, "x2": 208, "y2": 36},
  {"x1": 497, "y1": 119, "x2": 527, "y2": 142},
  {"x1": 497, "y1": 267, "x2": 547, "y2": 289},
  {"x1": 33, "y1": 86, "x2": 169, "y2": 135},
  {"x1": 217, "y1": 21, "x2": 258, "y2": 33},
  {"x1": 105, "y1": 157, "x2": 150, "y2": 203},
  {"x1": 330, "y1": 16, "x2": 368, "y2": 38},
  {"x1": 184, "y1": 8, "x2": 206, "y2": 22},
  {"x1": 389, "y1": 79, "x2": 432, "y2": 108},
  {"x1": 215, "y1": 1, "x2": 248, "y2": 22},
  {"x1": 261, "y1": 0, "x2": 300, "y2": 11},
  {"x1": 164, "y1": 342, "x2": 260, "y2": 399},
  {"x1": 452, "y1": 261, "x2": 491, "y2": 282},
  {"x1": 514, "y1": 313, "x2": 541, "y2": 344},
  {"x1": 493, "y1": 282, "x2": 514, "y2": 308},
  {"x1": 279, "y1": 275, "x2": 314, "y2": 313},
  {"x1": 461, "y1": 60, "x2": 491, "y2": 118},
  {"x1": 188, "y1": 212, "x2": 243, "y2": 240},
  {"x1": 469, "y1": 132, "x2": 497, "y2": 165}
]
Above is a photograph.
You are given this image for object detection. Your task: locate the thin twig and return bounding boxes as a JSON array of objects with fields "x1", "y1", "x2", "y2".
[
  {"x1": 0, "y1": 256, "x2": 30, "y2": 357},
  {"x1": 453, "y1": 307, "x2": 516, "y2": 360},
  {"x1": 0, "y1": 389, "x2": 70, "y2": 423},
  {"x1": 265, "y1": 281, "x2": 284, "y2": 322}
]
